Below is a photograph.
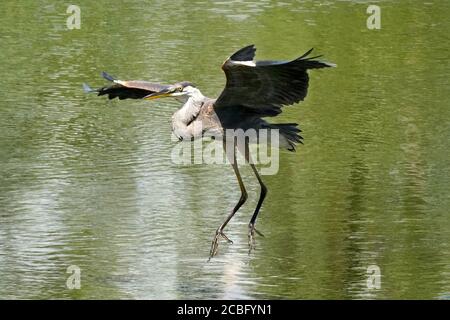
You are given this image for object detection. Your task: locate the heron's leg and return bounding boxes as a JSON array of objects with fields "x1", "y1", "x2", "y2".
[
  {"x1": 238, "y1": 141, "x2": 266, "y2": 254},
  {"x1": 248, "y1": 162, "x2": 267, "y2": 253},
  {"x1": 209, "y1": 140, "x2": 248, "y2": 260}
]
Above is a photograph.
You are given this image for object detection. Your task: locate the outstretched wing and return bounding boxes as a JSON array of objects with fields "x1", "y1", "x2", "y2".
[
  {"x1": 214, "y1": 45, "x2": 335, "y2": 117},
  {"x1": 83, "y1": 72, "x2": 170, "y2": 100}
]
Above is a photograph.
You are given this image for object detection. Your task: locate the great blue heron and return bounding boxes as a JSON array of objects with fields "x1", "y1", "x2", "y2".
[{"x1": 84, "y1": 45, "x2": 335, "y2": 259}]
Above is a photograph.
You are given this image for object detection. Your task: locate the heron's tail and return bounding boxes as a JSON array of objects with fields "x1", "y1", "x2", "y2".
[{"x1": 267, "y1": 123, "x2": 303, "y2": 151}]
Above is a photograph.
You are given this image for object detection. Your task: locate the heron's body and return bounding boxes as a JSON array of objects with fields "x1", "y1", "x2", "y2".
[
  {"x1": 84, "y1": 45, "x2": 335, "y2": 259},
  {"x1": 170, "y1": 91, "x2": 219, "y2": 141},
  {"x1": 171, "y1": 92, "x2": 302, "y2": 152}
]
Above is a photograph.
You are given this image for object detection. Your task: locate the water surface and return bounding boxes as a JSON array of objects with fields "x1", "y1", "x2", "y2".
[{"x1": 1, "y1": 0, "x2": 449, "y2": 299}]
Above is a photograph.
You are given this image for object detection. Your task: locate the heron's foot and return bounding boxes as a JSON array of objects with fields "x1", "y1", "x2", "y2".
[
  {"x1": 248, "y1": 223, "x2": 264, "y2": 254},
  {"x1": 208, "y1": 229, "x2": 233, "y2": 261}
]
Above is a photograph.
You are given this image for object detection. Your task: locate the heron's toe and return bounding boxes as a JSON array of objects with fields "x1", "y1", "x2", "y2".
[
  {"x1": 247, "y1": 223, "x2": 264, "y2": 254},
  {"x1": 218, "y1": 231, "x2": 233, "y2": 244},
  {"x1": 208, "y1": 229, "x2": 233, "y2": 261}
]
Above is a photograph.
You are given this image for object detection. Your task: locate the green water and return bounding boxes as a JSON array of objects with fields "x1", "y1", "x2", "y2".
[{"x1": 1, "y1": 0, "x2": 449, "y2": 299}]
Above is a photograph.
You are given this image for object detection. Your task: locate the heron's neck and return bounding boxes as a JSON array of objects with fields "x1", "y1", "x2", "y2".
[
  {"x1": 175, "y1": 88, "x2": 205, "y2": 104},
  {"x1": 174, "y1": 89, "x2": 205, "y2": 124}
]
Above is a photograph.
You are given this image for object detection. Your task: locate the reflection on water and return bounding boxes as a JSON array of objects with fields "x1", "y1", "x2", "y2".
[{"x1": 1, "y1": 1, "x2": 449, "y2": 299}]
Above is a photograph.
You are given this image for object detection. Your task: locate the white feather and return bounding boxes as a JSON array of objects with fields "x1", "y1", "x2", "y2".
[{"x1": 230, "y1": 60, "x2": 256, "y2": 67}]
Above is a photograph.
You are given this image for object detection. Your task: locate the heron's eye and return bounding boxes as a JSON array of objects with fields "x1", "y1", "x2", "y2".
[{"x1": 177, "y1": 87, "x2": 183, "y2": 92}]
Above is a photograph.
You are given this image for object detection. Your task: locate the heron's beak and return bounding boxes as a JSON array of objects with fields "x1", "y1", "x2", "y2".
[{"x1": 143, "y1": 89, "x2": 173, "y2": 100}]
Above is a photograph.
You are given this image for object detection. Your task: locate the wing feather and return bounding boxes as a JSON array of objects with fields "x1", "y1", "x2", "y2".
[
  {"x1": 215, "y1": 46, "x2": 335, "y2": 117},
  {"x1": 91, "y1": 72, "x2": 170, "y2": 100}
]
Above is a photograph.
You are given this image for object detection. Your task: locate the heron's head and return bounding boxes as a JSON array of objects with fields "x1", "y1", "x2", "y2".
[{"x1": 143, "y1": 81, "x2": 200, "y2": 102}]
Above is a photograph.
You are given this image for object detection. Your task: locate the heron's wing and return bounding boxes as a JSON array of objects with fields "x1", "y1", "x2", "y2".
[
  {"x1": 84, "y1": 72, "x2": 170, "y2": 100},
  {"x1": 215, "y1": 45, "x2": 335, "y2": 116}
]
